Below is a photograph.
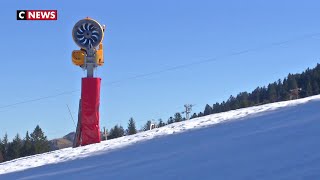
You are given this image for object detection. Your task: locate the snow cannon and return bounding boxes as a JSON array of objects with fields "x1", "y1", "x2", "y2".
[
  {"x1": 71, "y1": 17, "x2": 105, "y2": 75},
  {"x1": 72, "y1": 18, "x2": 106, "y2": 147}
]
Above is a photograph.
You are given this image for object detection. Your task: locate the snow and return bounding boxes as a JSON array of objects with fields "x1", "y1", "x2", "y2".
[{"x1": 1, "y1": 95, "x2": 320, "y2": 179}]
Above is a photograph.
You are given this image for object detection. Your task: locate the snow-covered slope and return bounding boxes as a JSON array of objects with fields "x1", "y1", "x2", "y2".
[{"x1": 1, "y1": 95, "x2": 320, "y2": 179}]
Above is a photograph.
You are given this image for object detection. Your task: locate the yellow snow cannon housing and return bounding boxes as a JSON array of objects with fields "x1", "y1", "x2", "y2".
[
  {"x1": 72, "y1": 49, "x2": 86, "y2": 66},
  {"x1": 71, "y1": 44, "x2": 104, "y2": 67},
  {"x1": 95, "y1": 43, "x2": 104, "y2": 66}
]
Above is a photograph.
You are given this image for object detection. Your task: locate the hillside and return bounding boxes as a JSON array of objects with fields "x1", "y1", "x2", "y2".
[
  {"x1": 49, "y1": 132, "x2": 75, "y2": 151},
  {"x1": 49, "y1": 138, "x2": 72, "y2": 151},
  {"x1": 0, "y1": 95, "x2": 320, "y2": 179}
]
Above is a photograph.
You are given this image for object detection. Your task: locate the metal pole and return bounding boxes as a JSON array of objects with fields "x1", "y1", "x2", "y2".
[
  {"x1": 183, "y1": 104, "x2": 193, "y2": 120},
  {"x1": 85, "y1": 48, "x2": 96, "y2": 78},
  {"x1": 86, "y1": 63, "x2": 94, "y2": 78}
]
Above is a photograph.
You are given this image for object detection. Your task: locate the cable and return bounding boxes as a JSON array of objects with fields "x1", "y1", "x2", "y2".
[
  {"x1": 0, "y1": 90, "x2": 79, "y2": 109},
  {"x1": 66, "y1": 104, "x2": 77, "y2": 128},
  {"x1": 0, "y1": 32, "x2": 320, "y2": 110}
]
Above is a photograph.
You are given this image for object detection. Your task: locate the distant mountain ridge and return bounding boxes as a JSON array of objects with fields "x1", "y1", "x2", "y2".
[{"x1": 49, "y1": 132, "x2": 75, "y2": 150}]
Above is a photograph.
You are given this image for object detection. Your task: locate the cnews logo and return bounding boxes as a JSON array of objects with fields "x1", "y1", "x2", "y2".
[{"x1": 17, "y1": 10, "x2": 57, "y2": 20}]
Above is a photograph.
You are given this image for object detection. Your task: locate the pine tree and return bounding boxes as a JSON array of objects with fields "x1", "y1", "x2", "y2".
[
  {"x1": 228, "y1": 95, "x2": 239, "y2": 110},
  {"x1": 109, "y1": 125, "x2": 125, "y2": 139},
  {"x1": 0, "y1": 138, "x2": 3, "y2": 162},
  {"x1": 190, "y1": 113, "x2": 198, "y2": 119},
  {"x1": 158, "y1": 119, "x2": 166, "y2": 127},
  {"x1": 212, "y1": 103, "x2": 220, "y2": 113},
  {"x1": 174, "y1": 113, "x2": 183, "y2": 122},
  {"x1": 312, "y1": 81, "x2": 320, "y2": 95},
  {"x1": 281, "y1": 78, "x2": 290, "y2": 100},
  {"x1": 2, "y1": 133, "x2": 9, "y2": 161},
  {"x1": 259, "y1": 87, "x2": 268, "y2": 104},
  {"x1": 288, "y1": 74, "x2": 298, "y2": 90},
  {"x1": 204, "y1": 104, "x2": 213, "y2": 116},
  {"x1": 142, "y1": 120, "x2": 152, "y2": 131},
  {"x1": 267, "y1": 83, "x2": 277, "y2": 103},
  {"x1": 238, "y1": 92, "x2": 249, "y2": 108},
  {"x1": 0, "y1": 151, "x2": 3, "y2": 163},
  {"x1": 167, "y1": 117, "x2": 174, "y2": 124},
  {"x1": 7, "y1": 134, "x2": 23, "y2": 160},
  {"x1": 127, "y1": 117, "x2": 137, "y2": 135},
  {"x1": 250, "y1": 88, "x2": 261, "y2": 104},
  {"x1": 21, "y1": 131, "x2": 33, "y2": 157},
  {"x1": 221, "y1": 101, "x2": 231, "y2": 112},
  {"x1": 306, "y1": 81, "x2": 313, "y2": 97},
  {"x1": 275, "y1": 79, "x2": 282, "y2": 100},
  {"x1": 30, "y1": 125, "x2": 50, "y2": 154}
]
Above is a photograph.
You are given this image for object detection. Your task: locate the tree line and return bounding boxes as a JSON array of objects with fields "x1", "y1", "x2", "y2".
[
  {"x1": 193, "y1": 63, "x2": 320, "y2": 118},
  {"x1": 0, "y1": 125, "x2": 50, "y2": 163},
  {"x1": 107, "y1": 112, "x2": 185, "y2": 140},
  {"x1": 108, "y1": 63, "x2": 320, "y2": 139}
]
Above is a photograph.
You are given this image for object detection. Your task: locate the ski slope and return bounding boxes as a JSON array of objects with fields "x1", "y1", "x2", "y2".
[{"x1": 1, "y1": 95, "x2": 320, "y2": 179}]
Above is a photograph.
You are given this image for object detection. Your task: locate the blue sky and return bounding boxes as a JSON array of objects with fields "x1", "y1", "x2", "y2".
[{"x1": 1, "y1": 0, "x2": 320, "y2": 140}]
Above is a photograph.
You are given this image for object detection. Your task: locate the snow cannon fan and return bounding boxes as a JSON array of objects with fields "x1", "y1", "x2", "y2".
[{"x1": 72, "y1": 17, "x2": 105, "y2": 77}]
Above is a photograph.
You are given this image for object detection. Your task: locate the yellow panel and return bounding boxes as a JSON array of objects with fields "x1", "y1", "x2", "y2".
[
  {"x1": 72, "y1": 50, "x2": 85, "y2": 66},
  {"x1": 95, "y1": 43, "x2": 104, "y2": 66}
]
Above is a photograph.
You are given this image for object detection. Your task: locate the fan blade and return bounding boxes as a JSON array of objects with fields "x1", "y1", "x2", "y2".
[
  {"x1": 78, "y1": 36, "x2": 84, "y2": 41},
  {"x1": 77, "y1": 29, "x2": 84, "y2": 35},
  {"x1": 80, "y1": 38, "x2": 86, "y2": 44},
  {"x1": 84, "y1": 39, "x2": 89, "y2": 46},
  {"x1": 79, "y1": 25, "x2": 85, "y2": 32},
  {"x1": 89, "y1": 24, "x2": 94, "y2": 30},
  {"x1": 78, "y1": 28, "x2": 83, "y2": 33},
  {"x1": 82, "y1": 24, "x2": 86, "y2": 32},
  {"x1": 86, "y1": 23, "x2": 91, "y2": 31},
  {"x1": 91, "y1": 35, "x2": 98, "y2": 42},
  {"x1": 76, "y1": 34, "x2": 84, "y2": 39},
  {"x1": 92, "y1": 32, "x2": 99, "y2": 36}
]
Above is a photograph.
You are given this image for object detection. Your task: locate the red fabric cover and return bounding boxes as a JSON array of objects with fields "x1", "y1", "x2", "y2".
[{"x1": 81, "y1": 78, "x2": 101, "y2": 146}]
